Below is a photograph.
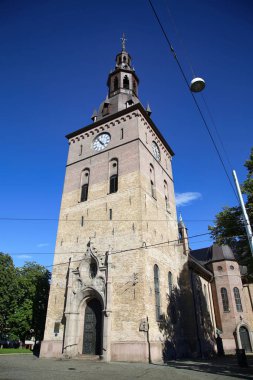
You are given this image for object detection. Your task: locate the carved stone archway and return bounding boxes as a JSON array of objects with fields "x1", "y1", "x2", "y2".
[
  {"x1": 62, "y1": 243, "x2": 112, "y2": 361},
  {"x1": 75, "y1": 287, "x2": 105, "y2": 356}
]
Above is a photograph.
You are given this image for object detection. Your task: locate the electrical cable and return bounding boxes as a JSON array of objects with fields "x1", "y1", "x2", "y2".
[
  {"x1": 148, "y1": 0, "x2": 239, "y2": 202},
  {"x1": 163, "y1": 0, "x2": 195, "y2": 77},
  {"x1": 200, "y1": 93, "x2": 234, "y2": 172},
  {"x1": 162, "y1": 0, "x2": 235, "y2": 175},
  {"x1": 0, "y1": 216, "x2": 248, "y2": 223},
  {"x1": 10, "y1": 232, "x2": 211, "y2": 257},
  {"x1": 9, "y1": 232, "x2": 248, "y2": 259},
  {"x1": 43, "y1": 230, "x2": 247, "y2": 270}
]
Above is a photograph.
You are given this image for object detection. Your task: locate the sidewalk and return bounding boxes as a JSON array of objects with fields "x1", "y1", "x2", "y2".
[
  {"x1": 0, "y1": 354, "x2": 252, "y2": 380},
  {"x1": 166, "y1": 355, "x2": 253, "y2": 379}
]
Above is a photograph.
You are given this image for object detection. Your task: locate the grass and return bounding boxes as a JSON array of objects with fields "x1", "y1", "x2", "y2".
[{"x1": 0, "y1": 348, "x2": 32, "y2": 354}]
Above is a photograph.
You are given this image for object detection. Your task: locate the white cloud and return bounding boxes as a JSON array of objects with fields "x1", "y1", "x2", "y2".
[
  {"x1": 17, "y1": 255, "x2": 32, "y2": 259},
  {"x1": 37, "y1": 243, "x2": 49, "y2": 248},
  {"x1": 175, "y1": 192, "x2": 202, "y2": 207}
]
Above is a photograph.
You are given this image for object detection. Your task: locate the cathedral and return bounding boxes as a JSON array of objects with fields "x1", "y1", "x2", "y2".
[{"x1": 41, "y1": 38, "x2": 253, "y2": 362}]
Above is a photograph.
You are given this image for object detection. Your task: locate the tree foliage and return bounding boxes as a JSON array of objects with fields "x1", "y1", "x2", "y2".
[
  {"x1": 0, "y1": 253, "x2": 17, "y2": 339},
  {"x1": 209, "y1": 148, "x2": 253, "y2": 278},
  {"x1": 0, "y1": 255, "x2": 50, "y2": 341}
]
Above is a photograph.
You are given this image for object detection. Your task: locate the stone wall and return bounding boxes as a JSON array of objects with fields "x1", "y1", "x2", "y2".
[{"x1": 41, "y1": 108, "x2": 193, "y2": 362}]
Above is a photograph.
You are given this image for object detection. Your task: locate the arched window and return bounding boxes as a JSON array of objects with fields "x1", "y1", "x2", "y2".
[
  {"x1": 168, "y1": 271, "x2": 173, "y2": 295},
  {"x1": 170, "y1": 304, "x2": 177, "y2": 324},
  {"x1": 150, "y1": 164, "x2": 156, "y2": 199},
  {"x1": 109, "y1": 159, "x2": 118, "y2": 194},
  {"x1": 204, "y1": 283, "x2": 210, "y2": 312},
  {"x1": 221, "y1": 287, "x2": 229, "y2": 312},
  {"x1": 102, "y1": 102, "x2": 110, "y2": 116},
  {"x1": 233, "y1": 287, "x2": 243, "y2": 312},
  {"x1": 133, "y1": 80, "x2": 137, "y2": 94},
  {"x1": 110, "y1": 175, "x2": 118, "y2": 193},
  {"x1": 150, "y1": 180, "x2": 155, "y2": 198},
  {"x1": 123, "y1": 56, "x2": 126, "y2": 63},
  {"x1": 81, "y1": 184, "x2": 88, "y2": 202},
  {"x1": 113, "y1": 76, "x2": 118, "y2": 91},
  {"x1": 164, "y1": 180, "x2": 169, "y2": 211},
  {"x1": 154, "y1": 265, "x2": 161, "y2": 321},
  {"x1": 80, "y1": 169, "x2": 90, "y2": 202},
  {"x1": 123, "y1": 75, "x2": 129, "y2": 89},
  {"x1": 196, "y1": 279, "x2": 204, "y2": 326}
]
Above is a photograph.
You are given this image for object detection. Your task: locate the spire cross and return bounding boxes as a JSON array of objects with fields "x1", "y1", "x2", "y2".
[{"x1": 121, "y1": 33, "x2": 127, "y2": 51}]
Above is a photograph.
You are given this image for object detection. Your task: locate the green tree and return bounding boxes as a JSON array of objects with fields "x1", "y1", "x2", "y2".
[
  {"x1": 209, "y1": 148, "x2": 253, "y2": 278},
  {"x1": 32, "y1": 265, "x2": 51, "y2": 340},
  {"x1": 9, "y1": 262, "x2": 51, "y2": 341},
  {"x1": 0, "y1": 253, "x2": 18, "y2": 339}
]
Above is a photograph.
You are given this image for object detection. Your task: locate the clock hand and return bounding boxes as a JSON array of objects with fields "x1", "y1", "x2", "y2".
[{"x1": 98, "y1": 138, "x2": 105, "y2": 146}]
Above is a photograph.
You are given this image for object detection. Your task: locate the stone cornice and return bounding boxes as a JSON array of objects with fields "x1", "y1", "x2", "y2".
[{"x1": 65, "y1": 103, "x2": 175, "y2": 157}]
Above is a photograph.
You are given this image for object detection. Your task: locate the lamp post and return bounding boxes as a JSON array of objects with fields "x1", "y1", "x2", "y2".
[{"x1": 232, "y1": 170, "x2": 253, "y2": 256}]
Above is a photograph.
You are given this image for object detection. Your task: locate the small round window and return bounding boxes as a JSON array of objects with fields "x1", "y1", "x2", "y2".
[
  {"x1": 217, "y1": 266, "x2": 223, "y2": 271},
  {"x1": 230, "y1": 265, "x2": 234, "y2": 270}
]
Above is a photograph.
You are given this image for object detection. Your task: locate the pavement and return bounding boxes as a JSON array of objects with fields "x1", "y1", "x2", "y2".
[{"x1": 0, "y1": 354, "x2": 253, "y2": 380}]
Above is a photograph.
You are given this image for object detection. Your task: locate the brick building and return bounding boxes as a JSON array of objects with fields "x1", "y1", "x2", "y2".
[
  {"x1": 190, "y1": 243, "x2": 253, "y2": 355},
  {"x1": 41, "y1": 40, "x2": 253, "y2": 361}
]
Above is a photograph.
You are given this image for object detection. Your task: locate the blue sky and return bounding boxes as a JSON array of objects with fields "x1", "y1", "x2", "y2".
[{"x1": 0, "y1": 0, "x2": 252, "y2": 269}]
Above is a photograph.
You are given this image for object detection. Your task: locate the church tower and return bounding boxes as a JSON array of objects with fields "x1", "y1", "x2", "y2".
[{"x1": 41, "y1": 37, "x2": 192, "y2": 362}]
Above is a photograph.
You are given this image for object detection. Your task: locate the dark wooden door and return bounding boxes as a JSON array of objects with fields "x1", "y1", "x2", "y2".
[
  {"x1": 83, "y1": 299, "x2": 102, "y2": 355},
  {"x1": 240, "y1": 326, "x2": 252, "y2": 352}
]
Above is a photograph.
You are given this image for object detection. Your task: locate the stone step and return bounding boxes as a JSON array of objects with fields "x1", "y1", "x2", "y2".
[{"x1": 75, "y1": 354, "x2": 102, "y2": 361}]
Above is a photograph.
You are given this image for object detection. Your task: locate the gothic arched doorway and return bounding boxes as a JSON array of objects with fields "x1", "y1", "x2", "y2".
[
  {"x1": 83, "y1": 298, "x2": 102, "y2": 355},
  {"x1": 239, "y1": 326, "x2": 252, "y2": 352}
]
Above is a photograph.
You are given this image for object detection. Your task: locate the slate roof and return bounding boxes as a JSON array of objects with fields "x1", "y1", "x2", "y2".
[
  {"x1": 190, "y1": 244, "x2": 235, "y2": 265},
  {"x1": 189, "y1": 244, "x2": 248, "y2": 279}
]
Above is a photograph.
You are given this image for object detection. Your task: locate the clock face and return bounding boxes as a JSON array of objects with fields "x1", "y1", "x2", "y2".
[
  {"x1": 152, "y1": 141, "x2": 161, "y2": 161},
  {"x1": 93, "y1": 133, "x2": 111, "y2": 151}
]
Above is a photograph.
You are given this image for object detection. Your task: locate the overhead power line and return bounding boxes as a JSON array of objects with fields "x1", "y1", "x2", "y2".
[
  {"x1": 162, "y1": 0, "x2": 235, "y2": 175},
  {"x1": 10, "y1": 232, "x2": 211, "y2": 257},
  {"x1": 0, "y1": 216, "x2": 248, "y2": 223},
  {"x1": 200, "y1": 93, "x2": 234, "y2": 173},
  {"x1": 42, "y1": 231, "x2": 246, "y2": 269},
  {"x1": 148, "y1": 0, "x2": 239, "y2": 202},
  {"x1": 9, "y1": 232, "x2": 248, "y2": 259},
  {"x1": 1, "y1": 215, "x2": 251, "y2": 233}
]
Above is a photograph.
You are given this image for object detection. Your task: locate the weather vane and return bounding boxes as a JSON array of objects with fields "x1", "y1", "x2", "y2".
[{"x1": 121, "y1": 33, "x2": 127, "y2": 51}]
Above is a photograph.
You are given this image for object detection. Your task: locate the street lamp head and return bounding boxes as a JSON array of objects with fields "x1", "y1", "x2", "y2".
[{"x1": 190, "y1": 77, "x2": 205, "y2": 92}]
